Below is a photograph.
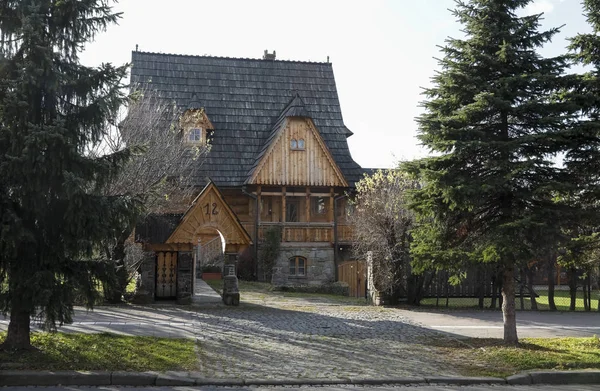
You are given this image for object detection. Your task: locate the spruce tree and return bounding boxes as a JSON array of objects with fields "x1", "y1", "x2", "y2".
[
  {"x1": 405, "y1": 0, "x2": 572, "y2": 344},
  {"x1": 564, "y1": 0, "x2": 600, "y2": 305},
  {"x1": 567, "y1": 1, "x2": 600, "y2": 203},
  {"x1": 0, "y1": 0, "x2": 141, "y2": 349}
]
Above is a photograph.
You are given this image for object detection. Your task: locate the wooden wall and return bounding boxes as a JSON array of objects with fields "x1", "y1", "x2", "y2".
[{"x1": 250, "y1": 118, "x2": 347, "y2": 187}]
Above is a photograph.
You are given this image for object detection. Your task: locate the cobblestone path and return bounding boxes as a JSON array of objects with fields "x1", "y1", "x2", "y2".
[{"x1": 0, "y1": 285, "x2": 460, "y2": 380}]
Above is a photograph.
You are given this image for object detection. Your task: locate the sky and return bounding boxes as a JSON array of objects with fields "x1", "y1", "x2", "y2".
[{"x1": 81, "y1": 0, "x2": 589, "y2": 170}]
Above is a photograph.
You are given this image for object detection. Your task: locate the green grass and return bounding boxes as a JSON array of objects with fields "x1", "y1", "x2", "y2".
[
  {"x1": 435, "y1": 337, "x2": 600, "y2": 377},
  {"x1": 0, "y1": 332, "x2": 199, "y2": 371},
  {"x1": 420, "y1": 289, "x2": 599, "y2": 311}
]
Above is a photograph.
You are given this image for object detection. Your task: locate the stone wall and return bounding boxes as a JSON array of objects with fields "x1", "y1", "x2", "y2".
[
  {"x1": 133, "y1": 252, "x2": 155, "y2": 304},
  {"x1": 271, "y1": 245, "x2": 335, "y2": 286}
]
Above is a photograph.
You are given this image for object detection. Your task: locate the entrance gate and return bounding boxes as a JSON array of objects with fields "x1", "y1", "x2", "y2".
[{"x1": 156, "y1": 251, "x2": 177, "y2": 298}]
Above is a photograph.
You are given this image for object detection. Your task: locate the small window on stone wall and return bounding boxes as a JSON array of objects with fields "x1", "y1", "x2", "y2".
[{"x1": 289, "y1": 256, "x2": 306, "y2": 276}]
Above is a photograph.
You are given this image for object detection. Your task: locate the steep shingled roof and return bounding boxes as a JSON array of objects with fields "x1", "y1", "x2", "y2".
[{"x1": 130, "y1": 51, "x2": 363, "y2": 187}]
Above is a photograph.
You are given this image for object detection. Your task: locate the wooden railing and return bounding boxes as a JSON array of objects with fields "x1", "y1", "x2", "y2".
[
  {"x1": 260, "y1": 222, "x2": 333, "y2": 243},
  {"x1": 241, "y1": 222, "x2": 354, "y2": 244},
  {"x1": 337, "y1": 224, "x2": 353, "y2": 243}
]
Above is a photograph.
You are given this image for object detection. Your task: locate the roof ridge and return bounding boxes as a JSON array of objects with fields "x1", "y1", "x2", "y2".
[{"x1": 132, "y1": 50, "x2": 332, "y2": 66}]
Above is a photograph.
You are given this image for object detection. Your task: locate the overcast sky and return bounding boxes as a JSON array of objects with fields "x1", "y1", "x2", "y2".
[{"x1": 81, "y1": 0, "x2": 587, "y2": 170}]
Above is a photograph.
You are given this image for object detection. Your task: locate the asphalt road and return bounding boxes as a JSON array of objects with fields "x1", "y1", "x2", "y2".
[
  {"x1": 1, "y1": 386, "x2": 598, "y2": 391},
  {"x1": 397, "y1": 309, "x2": 600, "y2": 338}
]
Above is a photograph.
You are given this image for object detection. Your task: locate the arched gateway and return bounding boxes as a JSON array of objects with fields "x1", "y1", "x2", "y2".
[{"x1": 135, "y1": 181, "x2": 252, "y2": 303}]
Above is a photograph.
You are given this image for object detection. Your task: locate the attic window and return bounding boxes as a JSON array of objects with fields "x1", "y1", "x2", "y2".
[
  {"x1": 188, "y1": 128, "x2": 203, "y2": 143},
  {"x1": 291, "y1": 138, "x2": 305, "y2": 151}
]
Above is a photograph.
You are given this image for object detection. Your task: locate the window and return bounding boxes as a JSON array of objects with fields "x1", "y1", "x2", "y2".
[
  {"x1": 187, "y1": 127, "x2": 202, "y2": 143},
  {"x1": 286, "y1": 199, "x2": 299, "y2": 222},
  {"x1": 290, "y1": 138, "x2": 305, "y2": 150},
  {"x1": 311, "y1": 197, "x2": 327, "y2": 215},
  {"x1": 289, "y1": 256, "x2": 306, "y2": 276}
]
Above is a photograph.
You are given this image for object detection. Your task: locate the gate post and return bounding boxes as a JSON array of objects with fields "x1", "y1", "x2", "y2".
[
  {"x1": 177, "y1": 251, "x2": 194, "y2": 304},
  {"x1": 366, "y1": 251, "x2": 381, "y2": 305},
  {"x1": 133, "y1": 252, "x2": 156, "y2": 304}
]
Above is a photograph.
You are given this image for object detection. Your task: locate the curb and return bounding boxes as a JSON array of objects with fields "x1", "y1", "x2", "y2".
[{"x1": 0, "y1": 370, "x2": 599, "y2": 387}]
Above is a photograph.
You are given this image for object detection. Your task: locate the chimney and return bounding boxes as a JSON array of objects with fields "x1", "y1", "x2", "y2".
[{"x1": 263, "y1": 50, "x2": 276, "y2": 61}]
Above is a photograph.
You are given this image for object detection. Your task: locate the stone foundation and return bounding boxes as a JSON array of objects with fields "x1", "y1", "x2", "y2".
[{"x1": 271, "y1": 245, "x2": 335, "y2": 286}]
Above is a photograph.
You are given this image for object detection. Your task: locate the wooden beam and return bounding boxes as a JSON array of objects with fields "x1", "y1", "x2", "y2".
[
  {"x1": 329, "y1": 187, "x2": 335, "y2": 222},
  {"x1": 257, "y1": 185, "x2": 262, "y2": 224},
  {"x1": 282, "y1": 186, "x2": 286, "y2": 241},
  {"x1": 261, "y1": 191, "x2": 332, "y2": 197},
  {"x1": 305, "y1": 187, "x2": 311, "y2": 241}
]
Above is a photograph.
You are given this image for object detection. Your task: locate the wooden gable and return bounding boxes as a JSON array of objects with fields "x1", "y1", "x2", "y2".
[
  {"x1": 179, "y1": 108, "x2": 214, "y2": 130},
  {"x1": 167, "y1": 181, "x2": 251, "y2": 245},
  {"x1": 248, "y1": 117, "x2": 348, "y2": 187}
]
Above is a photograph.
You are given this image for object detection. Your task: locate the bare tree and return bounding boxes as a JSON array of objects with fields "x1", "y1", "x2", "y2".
[
  {"x1": 89, "y1": 86, "x2": 208, "y2": 302},
  {"x1": 349, "y1": 169, "x2": 429, "y2": 304}
]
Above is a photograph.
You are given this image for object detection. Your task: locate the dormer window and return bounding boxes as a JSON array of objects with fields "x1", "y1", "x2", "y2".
[
  {"x1": 291, "y1": 138, "x2": 305, "y2": 150},
  {"x1": 188, "y1": 127, "x2": 203, "y2": 143}
]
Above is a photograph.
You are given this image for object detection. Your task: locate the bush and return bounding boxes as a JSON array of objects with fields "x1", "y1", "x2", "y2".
[
  {"x1": 272, "y1": 281, "x2": 350, "y2": 296},
  {"x1": 201, "y1": 265, "x2": 222, "y2": 273},
  {"x1": 237, "y1": 247, "x2": 256, "y2": 281}
]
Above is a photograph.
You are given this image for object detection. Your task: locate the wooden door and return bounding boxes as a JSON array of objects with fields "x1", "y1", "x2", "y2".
[
  {"x1": 338, "y1": 260, "x2": 366, "y2": 298},
  {"x1": 156, "y1": 251, "x2": 177, "y2": 298}
]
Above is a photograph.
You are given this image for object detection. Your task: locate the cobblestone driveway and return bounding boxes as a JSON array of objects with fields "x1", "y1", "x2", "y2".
[{"x1": 0, "y1": 286, "x2": 459, "y2": 380}]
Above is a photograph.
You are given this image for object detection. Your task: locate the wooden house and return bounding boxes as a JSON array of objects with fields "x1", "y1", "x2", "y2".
[{"x1": 132, "y1": 50, "x2": 365, "y2": 302}]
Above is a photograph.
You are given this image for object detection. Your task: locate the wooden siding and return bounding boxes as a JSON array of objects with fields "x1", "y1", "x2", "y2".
[
  {"x1": 250, "y1": 118, "x2": 347, "y2": 187},
  {"x1": 167, "y1": 182, "x2": 252, "y2": 246}
]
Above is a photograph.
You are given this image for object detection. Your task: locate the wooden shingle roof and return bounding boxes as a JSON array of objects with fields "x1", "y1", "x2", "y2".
[{"x1": 130, "y1": 51, "x2": 363, "y2": 187}]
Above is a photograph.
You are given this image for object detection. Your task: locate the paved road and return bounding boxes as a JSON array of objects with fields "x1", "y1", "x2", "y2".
[
  {"x1": 396, "y1": 309, "x2": 600, "y2": 338},
  {"x1": 1, "y1": 386, "x2": 598, "y2": 391}
]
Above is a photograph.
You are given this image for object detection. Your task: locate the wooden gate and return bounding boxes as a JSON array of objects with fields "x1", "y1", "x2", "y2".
[
  {"x1": 338, "y1": 260, "x2": 366, "y2": 298},
  {"x1": 156, "y1": 251, "x2": 177, "y2": 298}
]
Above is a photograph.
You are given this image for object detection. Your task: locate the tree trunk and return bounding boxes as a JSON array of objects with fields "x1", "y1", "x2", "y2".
[
  {"x1": 477, "y1": 266, "x2": 485, "y2": 309},
  {"x1": 502, "y1": 265, "x2": 518, "y2": 345},
  {"x1": 583, "y1": 277, "x2": 590, "y2": 312},
  {"x1": 519, "y1": 268, "x2": 525, "y2": 310},
  {"x1": 569, "y1": 266, "x2": 577, "y2": 311},
  {"x1": 1, "y1": 310, "x2": 31, "y2": 350},
  {"x1": 490, "y1": 270, "x2": 498, "y2": 309},
  {"x1": 526, "y1": 267, "x2": 537, "y2": 310},
  {"x1": 547, "y1": 257, "x2": 557, "y2": 311}
]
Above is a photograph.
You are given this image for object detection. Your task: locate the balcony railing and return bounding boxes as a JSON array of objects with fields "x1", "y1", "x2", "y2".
[{"x1": 241, "y1": 222, "x2": 354, "y2": 243}]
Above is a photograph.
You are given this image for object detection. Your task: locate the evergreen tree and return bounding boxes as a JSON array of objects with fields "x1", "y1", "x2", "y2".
[
  {"x1": 565, "y1": 0, "x2": 600, "y2": 309},
  {"x1": 404, "y1": 0, "x2": 573, "y2": 344},
  {"x1": 0, "y1": 0, "x2": 141, "y2": 349}
]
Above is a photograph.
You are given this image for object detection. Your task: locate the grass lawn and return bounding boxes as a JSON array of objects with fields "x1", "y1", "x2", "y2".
[
  {"x1": 435, "y1": 337, "x2": 600, "y2": 377},
  {"x1": 0, "y1": 332, "x2": 199, "y2": 371},
  {"x1": 420, "y1": 289, "x2": 599, "y2": 311}
]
